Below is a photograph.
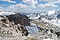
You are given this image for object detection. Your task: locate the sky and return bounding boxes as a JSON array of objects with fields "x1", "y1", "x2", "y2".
[{"x1": 0, "y1": 0, "x2": 60, "y2": 13}]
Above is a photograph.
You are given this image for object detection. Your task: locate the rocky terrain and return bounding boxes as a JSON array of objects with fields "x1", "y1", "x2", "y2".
[{"x1": 0, "y1": 10, "x2": 60, "y2": 40}]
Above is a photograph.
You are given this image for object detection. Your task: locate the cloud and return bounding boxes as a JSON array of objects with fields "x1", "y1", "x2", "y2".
[
  {"x1": 23, "y1": 0, "x2": 38, "y2": 5},
  {"x1": 0, "y1": 0, "x2": 16, "y2": 3},
  {"x1": 0, "y1": 0, "x2": 59, "y2": 13},
  {"x1": 15, "y1": 3, "x2": 28, "y2": 8},
  {"x1": 38, "y1": 0, "x2": 60, "y2": 4},
  {"x1": 43, "y1": 0, "x2": 57, "y2": 2},
  {"x1": 37, "y1": 0, "x2": 59, "y2": 8},
  {"x1": 0, "y1": 7, "x2": 3, "y2": 9},
  {"x1": 0, "y1": 3, "x2": 58, "y2": 13},
  {"x1": 43, "y1": 0, "x2": 60, "y2": 4},
  {"x1": 4, "y1": 3, "x2": 33, "y2": 13},
  {"x1": 37, "y1": 3, "x2": 58, "y2": 8},
  {"x1": 4, "y1": 3, "x2": 45, "y2": 13},
  {"x1": 22, "y1": 0, "x2": 58, "y2": 8},
  {"x1": 53, "y1": 0, "x2": 60, "y2": 4}
]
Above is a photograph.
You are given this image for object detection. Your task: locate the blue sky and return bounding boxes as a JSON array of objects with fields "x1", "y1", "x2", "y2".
[
  {"x1": 0, "y1": 0, "x2": 60, "y2": 13},
  {"x1": 0, "y1": 0, "x2": 19, "y2": 7}
]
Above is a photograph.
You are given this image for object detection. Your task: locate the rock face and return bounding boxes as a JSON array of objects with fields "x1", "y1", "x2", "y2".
[
  {"x1": 6, "y1": 13, "x2": 30, "y2": 26},
  {"x1": 55, "y1": 32, "x2": 60, "y2": 37},
  {"x1": 20, "y1": 25, "x2": 29, "y2": 36},
  {"x1": 0, "y1": 13, "x2": 30, "y2": 36}
]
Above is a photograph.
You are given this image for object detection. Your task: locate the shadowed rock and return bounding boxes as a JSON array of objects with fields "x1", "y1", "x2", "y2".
[
  {"x1": 20, "y1": 25, "x2": 29, "y2": 36},
  {"x1": 55, "y1": 32, "x2": 60, "y2": 37},
  {"x1": 6, "y1": 13, "x2": 30, "y2": 26}
]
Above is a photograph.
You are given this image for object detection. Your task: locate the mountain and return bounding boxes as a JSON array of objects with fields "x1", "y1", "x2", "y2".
[
  {"x1": 0, "y1": 10, "x2": 60, "y2": 40},
  {"x1": 26, "y1": 10, "x2": 60, "y2": 28},
  {"x1": 0, "y1": 10, "x2": 16, "y2": 16}
]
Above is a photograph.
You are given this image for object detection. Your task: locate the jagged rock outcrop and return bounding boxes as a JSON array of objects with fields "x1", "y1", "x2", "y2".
[
  {"x1": 0, "y1": 13, "x2": 30, "y2": 36},
  {"x1": 1, "y1": 13, "x2": 30, "y2": 26}
]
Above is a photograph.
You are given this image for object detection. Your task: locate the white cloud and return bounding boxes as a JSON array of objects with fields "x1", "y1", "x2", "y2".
[
  {"x1": 0, "y1": 2, "x2": 58, "y2": 13},
  {"x1": 0, "y1": 0, "x2": 59, "y2": 13},
  {"x1": 53, "y1": 0, "x2": 60, "y2": 4},
  {"x1": 23, "y1": 0, "x2": 38, "y2": 5},
  {"x1": 37, "y1": 0, "x2": 59, "y2": 8},
  {"x1": 15, "y1": 3, "x2": 28, "y2": 8},
  {"x1": 4, "y1": 3, "x2": 33, "y2": 13},
  {"x1": 23, "y1": 0, "x2": 38, "y2": 8},
  {"x1": 0, "y1": 7, "x2": 3, "y2": 9},
  {"x1": 0, "y1": 0, "x2": 16, "y2": 3},
  {"x1": 37, "y1": 3, "x2": 58, "y2": 8},
  {"x1": 39, "y1": 0, "x2": 60, "y2": 3},
  {"x1": 43, "y1": 0, "x2": 57, "y2": 2}
]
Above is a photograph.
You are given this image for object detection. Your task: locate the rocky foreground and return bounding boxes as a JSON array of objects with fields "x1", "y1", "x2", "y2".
[{"x1": 0, "y1": 13, "x2": 60, "y2": 40}]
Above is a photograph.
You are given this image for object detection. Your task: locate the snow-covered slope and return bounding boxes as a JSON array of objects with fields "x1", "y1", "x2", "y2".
[
  {"x1": 0, "y1": 10, "x2": 16, "y2": 16},
  {"x1": 48, "y1": 10, "x2": 55, "y2": 15},
  {"x1": 27, "y1": 9, "x2": 60, "y2": 30}
]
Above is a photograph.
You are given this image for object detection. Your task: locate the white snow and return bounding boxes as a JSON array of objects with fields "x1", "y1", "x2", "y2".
[
  {"x1": 0, "y1": 10, "x2": 16, "y2": 16},
  {"x1": 29, "y1": 16, "x2": 40, "y2": 20},
  {"x1": 43, "y1": 38, "x2": 54, "y2": 40},
  {"x1": 48, "y1": 10, "x2": 55, "y2": 15}
]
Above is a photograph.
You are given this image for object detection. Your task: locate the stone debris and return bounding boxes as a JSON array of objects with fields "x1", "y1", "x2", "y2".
[{"x1": 0, "y1": 13, "x2": 60, "y2": 40}]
